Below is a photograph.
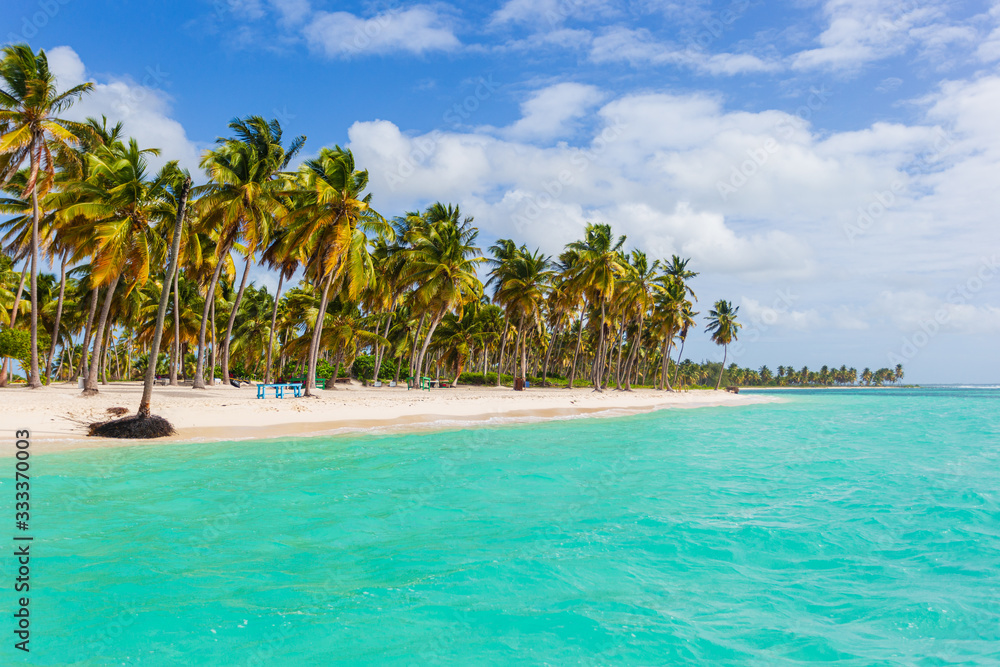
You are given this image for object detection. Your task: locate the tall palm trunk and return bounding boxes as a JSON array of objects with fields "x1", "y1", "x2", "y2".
[
  {"x1": 169, "y1": 259, "x2": 181, "y2": 386},
  {"x1": 72, "y1": 287, "x2": 99, "y2": 382},
  {"x1": 0, "y1": 264, "x2": 28, "y2": 387},
  {"x1": 221, "y1": 255, "x2": 253, "y2": 385},
  {"x1": 613, "y1": 319, "x2": 626, "y2": 390},
  {"x1": 263, "y1": 272, "x2": 285, "y2": 384},
  {"x1": 567, "y1": 318, "x2": 583, "y2": 389},
  {"x1": 512, "y1": 313, "x2": 526, "y2": 390},
  {"x1": 45, "y1": 253, "x2": 68, "y2": 385},
  {"x1": 673, "y1": 335, "x2": 687, "y2": 385},
  {"x1": 27, "y1": 147, "x2": 42, "y2": 389},
  {"x1": 495, "y1": 318, "x2": 509, "y2": 386},
  {"x1": 414, "y1": 307, "x2": 446, "y2": 383},
  {"x1": 623, "y1": 314, "x2": 643, "y2": 391},
  {"x1": 371, "y1": 305, "x2": 393, "y2": 385},
  {"x1": 592, "y1": 298, "x2": 607, "y2": 392},
  {"x1": 305, "y1": 270, "x2": 336, "y2": 396},
  {"x1": 210, "y1": 300, "x2": 217, "y2": 382},
  {"x1": 192, "y1": 253, "x2": 228, "y2": 389},
  {"x1": 715, "y1": 345, "x2": 727, "y2": 390},
  {"x1": 408, "y1": 312, "x2": 426, "y2": 385},
  {"x1": 140, "y1": 178, "x2": 190, "y2": 416},
  {"x1": 84, "y1": 273, "x2": 121, "y2": 394},
  {"x1": 660, "y1": 334, "x2": 675, "y2": 392},
  {"x1": 541, "y1": 325, "x2": 560, "y2": 388}
]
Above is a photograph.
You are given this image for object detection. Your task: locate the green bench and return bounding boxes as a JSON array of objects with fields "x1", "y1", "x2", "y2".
[{"x1": 287, "y1": 376, "x2": 327, "y2": 389}]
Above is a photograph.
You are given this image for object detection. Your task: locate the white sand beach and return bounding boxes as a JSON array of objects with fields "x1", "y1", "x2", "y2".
[{"x1": 2, "y1": 382, "x2": 774, "y2": 454}]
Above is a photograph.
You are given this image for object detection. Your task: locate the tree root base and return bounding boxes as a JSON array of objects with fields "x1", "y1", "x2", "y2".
[{"x1": 88, "y1": 414, "x2": 176, "y2": 439}]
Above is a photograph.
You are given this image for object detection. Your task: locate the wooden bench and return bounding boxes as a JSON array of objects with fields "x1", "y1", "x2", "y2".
[{"x1": 256, "y1": 383, "x2": 303, "y2": 399}]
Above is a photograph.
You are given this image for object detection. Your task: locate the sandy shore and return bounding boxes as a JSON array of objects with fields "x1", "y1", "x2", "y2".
[{"x1": 2, "y1": 381, "x2": 776, "y2": 454}]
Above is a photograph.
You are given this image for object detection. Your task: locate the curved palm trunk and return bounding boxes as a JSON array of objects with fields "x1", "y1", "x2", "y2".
[
  {"x1": 327, "y1": 347, "x2": 343, "y2": 390},
  {"x1": 140, "y1": 178, "x2": 189, "y2": 416},
  {"x1": 567, "y1": 318, "x2": 583, "y2": 389},
  {"x1": 305, "y1": 270, "x2": 336, "y2": 397},
  {"x1": 414, "y1": 307, "x2": 446, "y2": 383},
  {"x1": 541, "y1": 325, "x2": 559, "y2": 388},
  {"x1": 263, "y1": 272, "x2": 285, "y2": 384},
  {"x1": 83, "y1": 273, "x2": 121, "y2": 394},
  {"x1": 192, "y1": 255, "x2": 227, "y2": 389},
  {"x1": 45, "y1": 253, "x2": 68, "y2": 385},
  {"x1": 512, "y1": 313, "x2": 526, "y2": 390},
  {"x1": 27, "y1": 151, "x2": 42, "y2": 389},
  {"x1": 371, "y1": 305, "x2": 394, "y2": 386},
  {"x1": 660, "y1": 334, "x2": 674, "y2": 392},
  {"x1": 0, "y1": 264, "x2": 29, "y2": 387},
  {"x1": 613, "y1": 319, "x2": 626, "y2": 390},
  {"x1": 169, "y1": 260, "x2": 181, "y2": 386},
  {"x1": 221, "y1": 255, "x2": 253, "y2": 385},
  {"x1": 591, "y1": 298, "x2": 607, "y2": 392},
  {"x1": 452, "y1": 351, "x2": 467, "y2": 387},
  {"x1": 72, "y1": 287, "x2": 99, "y2": 382},
  {"x1": 408, "y1": 312, "x2": 426, "y2": 386},
  {"x1": 623, "y1": 314, "x2": 643, "y2": 391},
  {"x1": 672, "y1": 335, "x2": 687, "y2": 385},
  {"x1": 495, "y1": 318, "x2": 509, "y2": 387},
  {"x1": 715, "y1": 345, "x2": 727, "y2": 390}
]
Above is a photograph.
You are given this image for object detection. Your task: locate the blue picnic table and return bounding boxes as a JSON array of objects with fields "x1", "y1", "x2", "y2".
[{"x1": 256, "y1": 382, "x2": 303, "y2": 399}]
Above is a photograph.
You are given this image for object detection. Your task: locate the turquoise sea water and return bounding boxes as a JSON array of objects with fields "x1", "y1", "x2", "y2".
[{"x1": 3, "y1": 387, "x2": 1000, "y2": 665}]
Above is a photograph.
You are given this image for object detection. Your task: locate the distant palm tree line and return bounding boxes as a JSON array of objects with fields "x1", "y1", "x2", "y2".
[{"x1": 0, "y1": 44, "x2": 901, "y2": 403}]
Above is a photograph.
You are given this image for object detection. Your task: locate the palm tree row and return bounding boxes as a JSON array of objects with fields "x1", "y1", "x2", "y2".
[{"x1": 0, "y1": 43, "x2": 767, "y2": 417}]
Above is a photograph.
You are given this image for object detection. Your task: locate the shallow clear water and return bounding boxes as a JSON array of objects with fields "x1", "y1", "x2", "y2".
[{"x1": 3, "y1": 387, "x2": 1000, "y2": 665}]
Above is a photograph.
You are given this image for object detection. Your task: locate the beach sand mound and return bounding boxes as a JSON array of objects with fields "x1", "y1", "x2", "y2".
[{"x1": 89, "y1": 414, "x2": 176, "y2": 439}]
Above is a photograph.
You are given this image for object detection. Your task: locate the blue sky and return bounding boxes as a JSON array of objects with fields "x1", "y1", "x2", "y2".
[{"x1": 7, "y1": 0, "x2": 1000, "y2": 383}]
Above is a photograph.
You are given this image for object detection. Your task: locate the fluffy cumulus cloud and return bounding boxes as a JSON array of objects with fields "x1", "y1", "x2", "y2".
[
  {"x1": 502, "y1": 83, "x2": 605, "y2": 141},
  {"x1": 303, "y1": 6, "x2": 461, "y2": 58},
  {"x1": 790, "y1": 0, "x2": 975, "y2": 71},
  {"x1": 345, "y1": 73, "x2": 1000, "y2": 354},
  {"x1": 45, "y1": 47, "x2": 201, "y2": 171}
]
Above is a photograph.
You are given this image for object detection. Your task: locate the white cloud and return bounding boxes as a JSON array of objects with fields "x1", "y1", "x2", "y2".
[
  {"x1": 878, "y1": 290, "x2": 1000, "y2": 336},
  {"x1": 269, "y1": 0, "x2": 311, "y2": 25},
  {"x1": 790, "y1": 0, "x2": 972, "y2": 71},
  {"x1": 342, "y1": 70, "x2": 1000, "y2": 347},
  {"x1": 741, "y1": 297, "x2": 825, "y2": 332},
  {"x1": 590, "y1": 27, "x2": 779, "y2": 75},
  {"x1": 976, "y1": 2, "x2": 1000, "y2": 62},
  {"x1": 491, "y1": 0, "x2": 614, "y2": 26},
  {"x1": 303, "y1": 6, "x2": 460, "y2": 58},
  {"x1": 502, "y1": 83, "x2": 605, "y2": 141},
  {"x1": 46, "y1": 46, "x2": 201, "y2": 173}
]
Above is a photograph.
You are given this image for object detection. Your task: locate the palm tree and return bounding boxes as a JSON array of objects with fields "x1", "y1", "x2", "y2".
[
  {"x1": 671, "y1": 301, "x2": 698, "y2": 387},
  {"x1": 564, "y1": 223, "x2": 626, "y2": 392},
  {"x1": 404, "y1": 206, "x2": 484, "y2": 383},
  {"x1": 652, "y1": 274, "x2": 686, "y2": 391},
  {"x1": 283, "y1": 146, "x2": 386, "y2": 395},
  {"x1": 0, "y1": 44, "x2": 93, "y2": 387},
  {"x1": 194, "y1": 115, "x2": 305, "y2": 388},
  {"x1": 59, "y1": 139, "x2": 176, "y2": 394},
  {"x1": 139, "y1": 173, "x2": 191, "y2": 416},
  {"x1": 259, "y1": 227, "x2": 303, "y2": 383},
  {"x1": 618, "y1": 250, "x2": 661, "y2": 390},
  {"x1": 664, "y1": 255, "x2": 698, "y2": 299},
  {"x1": 705, "y1": 299, "x2": 741, "y2": 390},
  {"x1": 434, "y1": 301, "x2": 485, "y2": 386},
  {"x1": 492, "y1": 247, "x2": 553, "y2": 389}
]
